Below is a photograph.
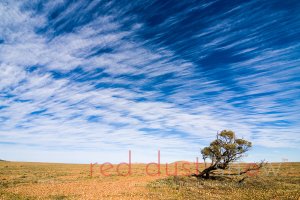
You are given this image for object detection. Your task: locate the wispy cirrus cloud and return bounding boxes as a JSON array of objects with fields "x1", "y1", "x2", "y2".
[{"x1": 0, "y1": 0, "x2": 299, "y2": 163}]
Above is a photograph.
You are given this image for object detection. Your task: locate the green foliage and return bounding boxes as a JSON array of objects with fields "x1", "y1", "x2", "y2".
[{"x1": 201, "y1": 130, "x2": 252, "y2": 172}]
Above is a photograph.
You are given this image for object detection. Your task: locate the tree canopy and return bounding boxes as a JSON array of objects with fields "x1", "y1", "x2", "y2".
[{"x1": 198, "y1": 130, "x2": 252, "y2": 178}]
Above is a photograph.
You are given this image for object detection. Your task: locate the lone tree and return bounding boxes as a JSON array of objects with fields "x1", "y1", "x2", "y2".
[{"x1": 197, "y1": 130, "x2": 257, "y2": 179}]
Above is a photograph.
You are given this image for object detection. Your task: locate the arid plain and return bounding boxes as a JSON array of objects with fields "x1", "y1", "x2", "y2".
[{"x1": 0, "y1": 161, "x2": 299, "y2": 200}]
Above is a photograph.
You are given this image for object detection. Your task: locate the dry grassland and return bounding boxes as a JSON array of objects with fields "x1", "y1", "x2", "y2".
[{"x1": 0, "y1": 161, "x2": 299, "y2": 199}]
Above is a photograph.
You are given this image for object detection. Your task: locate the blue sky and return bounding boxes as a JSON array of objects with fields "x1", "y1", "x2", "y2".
[{"x1": 0, "y1": 0, "x2": 299, "y2": 163}]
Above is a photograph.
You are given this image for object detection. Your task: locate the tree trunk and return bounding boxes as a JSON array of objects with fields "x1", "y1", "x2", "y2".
[
  {"x1": 197, "y1": 164, "x2": 216, "y2": 178},
  {"x1": 205, "y1": 172, "x2": 209, "y2": 179}
]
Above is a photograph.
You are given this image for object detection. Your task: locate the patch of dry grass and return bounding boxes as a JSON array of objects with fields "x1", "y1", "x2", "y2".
[{"x1": 148, "y1": 162, "x2": 300, "y2": 200}]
